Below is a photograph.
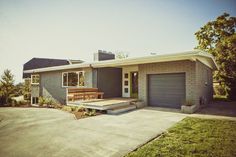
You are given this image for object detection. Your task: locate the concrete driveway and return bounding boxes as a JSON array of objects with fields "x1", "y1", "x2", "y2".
[{"x1": 0, "y1": 107, "x2": 186, "y2": 157}]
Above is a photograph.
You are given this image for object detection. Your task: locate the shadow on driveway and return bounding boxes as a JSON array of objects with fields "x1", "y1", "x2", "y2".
[{"x1": 196, "y1": 101, "x2": 236, "y2": 117}]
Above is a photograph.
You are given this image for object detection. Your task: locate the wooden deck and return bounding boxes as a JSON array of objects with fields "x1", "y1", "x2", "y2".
[{"x1": 68, "y1": 97, "x2": 138, "y2": 110}]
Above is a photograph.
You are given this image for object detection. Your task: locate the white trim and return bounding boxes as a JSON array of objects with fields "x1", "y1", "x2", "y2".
[
  {"x1": 24, "y1": 62, "x2": 91, "y2": 73},
  {"x1": 61, "y1": 71, "x2": 85, "y2": 88},
  {"x1": 31, "y1": 96, "x2": 39, "y2": 105},
  {"x1": 66, "y1": 88, "x2": 68, "y2": 105},
  {"x1": 23, "y1": 50, "x2": 218, "y2": 73},
  {"x1": 31, "y1": 74, "x2": 40, "y2": 85}
]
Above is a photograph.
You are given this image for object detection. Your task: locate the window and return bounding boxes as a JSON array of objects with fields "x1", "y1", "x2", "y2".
[
  {"x1": 62, "y1": 71, "x2": 85, "y2": 87},
  {"x1": 124, "y1": 88, "x2": 128, "y2": 93},
  {"x1": 124, "y1": 73, "x2": 128, "y2": 78},
  {"x1": 124, "y1": 80, "x2": 128, "y2": 86},
  {"x1": 31, "y1": 74, "x2": 40, "y2": 84},
  {"x1": 32, "y1": 97, "x2": 39, "y2": 104}
]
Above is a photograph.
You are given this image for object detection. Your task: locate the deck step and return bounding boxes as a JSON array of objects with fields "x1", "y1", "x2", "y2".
[
  {"x1": 107, "y1": 105, "x2": 136, "y2": 115},
  {"x1": 82, "y1": 101, "x2": 131, "y2": 110}
]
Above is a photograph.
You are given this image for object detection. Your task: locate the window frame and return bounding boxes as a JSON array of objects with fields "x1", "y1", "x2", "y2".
[
  {"x1": 31, "y1": 97, "x2": 39, "y2": 105},
  {"x1": 31, "y1": 74, "x2": 40, "y2": 85},
  {"x1": 62, "y1": 71, "x2": 85, "y2": 88}
]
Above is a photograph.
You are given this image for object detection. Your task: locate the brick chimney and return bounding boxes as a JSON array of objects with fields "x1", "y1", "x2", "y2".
[{"x1": 94, "y1": 50, "x2": 115, "y2": 61}]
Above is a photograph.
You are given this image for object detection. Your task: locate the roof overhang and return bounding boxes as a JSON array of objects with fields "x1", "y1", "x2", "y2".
[
  {"x1": 23, "y1": 50, "x2": 218, "y2": 74},
  {"x1": 23, "y1": 63, "x2": 92, "y2": 73}
]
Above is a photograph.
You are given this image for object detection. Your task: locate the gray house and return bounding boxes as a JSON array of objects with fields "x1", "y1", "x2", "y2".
[{"x1": 23, "y1": 50, "x2": 217, "y2": 110}]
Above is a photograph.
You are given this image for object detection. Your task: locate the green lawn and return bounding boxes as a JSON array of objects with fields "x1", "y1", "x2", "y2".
[{"x1": 126, "y1": 117, "x2": 236, "y2": 157}]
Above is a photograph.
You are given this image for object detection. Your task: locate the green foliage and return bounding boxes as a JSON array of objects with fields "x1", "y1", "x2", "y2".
[
  {"x1": 214, "y1": 84, "x2": 227, "y2": 96},
  {"x1": 23, "y1": 79, "x2": 31, "y2": 101},
  {"x1": 84, "y1": 108, "x2": 96, "y2": 116},
  {"x1": 0, "y1": 69, "x2": 15, "y2": 105},
  {"x1": 195, "y1": 13, "x2": 236, "y2": 100},
  {"x1": 126, "y1": 117, "x2": 236, "y2": 157},
  {"x1": 9, "y1": 99, "x2": 28, "y2": 107},
  {"x1": 38, "y1": 97, "x2": 57, "y2": 108},
  {"x1": 38, "y1": 97, "x2": 47, "y2": 107},
  {"x1": 77, "y1": 106, "x2": 85, "y2": 112},
  {"x1": 14, "y1": 83, "x2": 24, "y2": 97},
  {"x1": 115, "y1": 51, "x2": 129, "y2": 59},
  {"x1": 61, "y1": 106, "x2": 72, "y2": 112}
]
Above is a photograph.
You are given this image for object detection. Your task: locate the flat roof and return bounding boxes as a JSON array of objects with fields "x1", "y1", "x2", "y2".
[{"x1": 23, "y1": 50, "x2": 218, "y2": 74}]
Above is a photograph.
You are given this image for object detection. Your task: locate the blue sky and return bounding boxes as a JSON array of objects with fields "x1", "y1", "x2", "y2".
[{"x1": 0, "y1": 0, "x2": 236, "y2": 83}]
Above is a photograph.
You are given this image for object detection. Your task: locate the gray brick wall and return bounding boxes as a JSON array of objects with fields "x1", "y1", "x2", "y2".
[
  {"x1": 31, "y1": 67, "x2": 93, "y2": 104},
  {"x1": 138, "y1": 60, "x2": 197, "y2": 106},
  {"x1": 39, "y1": 71, "x2": 67, "y2": 104},
  {"x1": 196, "y1": 60, "x2": 213, "y2": 105}
]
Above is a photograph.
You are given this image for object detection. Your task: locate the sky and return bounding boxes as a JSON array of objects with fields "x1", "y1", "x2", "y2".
[{"x1": 0, "y1": 0, "x2": 236, "y2": 84}]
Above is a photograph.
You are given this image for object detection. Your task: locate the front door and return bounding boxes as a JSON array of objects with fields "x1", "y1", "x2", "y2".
[{"x1": 130, "y1": 72, "x2": 138, "y2": 98}]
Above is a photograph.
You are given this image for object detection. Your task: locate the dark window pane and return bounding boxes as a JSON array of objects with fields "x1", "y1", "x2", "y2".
[
  {"x1": 79, "y1": 72, "x2": 85, "y2": 86},
  {"x1": 35, "y1": 97, "x2": 39, "y2": 104},
  {"x1": 124, "y1": 88, "x2": 128, "y2": 93},
  {"x1": 131, "y1": 72, "x2": 138, "y2": 93},
  {"x1": 124, "y1": 73, "x2": 128, "y2": 78},
  {"x1": 63, "y1": 73, "x2": 68, "y2": 86},
  {"x1": 68, "y1": 72, "x2": 78, "y2": 86},
  {"x1": 124, "y1": 81, "x2": 128, "y2": 86}
]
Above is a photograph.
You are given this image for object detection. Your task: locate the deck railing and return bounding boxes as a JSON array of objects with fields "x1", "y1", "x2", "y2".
[{"x1": 66, "y1": 88, "x2": 104, "y2": 104}]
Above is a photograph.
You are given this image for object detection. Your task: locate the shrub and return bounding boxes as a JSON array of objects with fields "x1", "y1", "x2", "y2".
[
  {"x1": 47, "y1": 99, "x2": 56, "y2": 108},
  {"x1": 214, "y1": 85, "x2": 227, "y2": 96},
  {"x1": 53, "y1": 104, "x2": 63, "y2": 109},
  {"x1": 84, "y1": 109, "x2": 96, "y2": 116},
  {"x1": 70, "y1": 106, "x2": 77, "y2": 112},
  {"x1": 38, "y1": 97, "x2": 57, "y2": 108},
  {"x1": 61, "y1": 106, "x2": 72, "y2": 112},
  {"x1": 76, "y1": 106, "x2": 85, "y2": 112},
  {"x1": 11, "y1": 100, "x2": 28, "y2": 107},
  {"x1": 10, "y1": 99, "x2": 17, "y2": 107},
  {"x1": 38, "y1": 97, "x2": 47, "y2": 107},
  {"x1": 18, "y1": 100, "x2": 27, "y2": 106}
]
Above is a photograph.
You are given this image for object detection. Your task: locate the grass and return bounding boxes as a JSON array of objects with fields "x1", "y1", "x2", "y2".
[{"x1": 126, "y1": 117, "x2": 236, "y2": 157}]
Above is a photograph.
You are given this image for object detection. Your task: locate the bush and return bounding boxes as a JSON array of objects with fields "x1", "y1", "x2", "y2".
[
  {"x1": 10, "y1": 99, "x2": 28, "y2": 107},
  {"x1": 77, "y1": 106, "x2": 85, "y2": 112},
  {"x1": 61, "y1": 106, "x2": 72, "y2": 112},
  {"x1": 47, "y1": 99, "x2": 56, "y2": 108},
  {"x1": 84, "y1": 109, "x2": 96, "y2": 116},
  {"x1": 38, "y1": 97, "x2": 47, "y2": 107},
  {"x1": 214, "y1": 85, "x2": 227, "y2": 96},
  {"x1": 38, "y1": 97, "x2": 57, "y2": 108},
  {"x1": 10, "y1": 99, "x2": 17, "y2": 107},
  {"x1": 53, "y1": 104, "x2": 63, "y2": 109}
]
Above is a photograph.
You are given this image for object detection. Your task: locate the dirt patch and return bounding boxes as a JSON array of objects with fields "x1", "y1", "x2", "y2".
[{"x1": 72, "y1": 111, "x2": 103, "y2": 120}]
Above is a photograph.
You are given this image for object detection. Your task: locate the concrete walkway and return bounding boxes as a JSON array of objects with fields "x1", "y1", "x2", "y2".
[{"x1": 0, "y1": 107, "x2": 186, "y2": 157}]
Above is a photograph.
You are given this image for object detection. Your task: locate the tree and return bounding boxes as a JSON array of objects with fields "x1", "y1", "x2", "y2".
[
  {"x1": 195, "y1": 13, "x2": 236, "y2": 100},
  {"x1": 14, "y1": 82, "x2": 24, "y2": 97},
  {"x1": 23, "y1": 79, "x2": 31, "y2": 101},
  {"x1": 115, "y1": 51, "x2": 129, "y2": 59},
  {"x1": 0, "y1": 69, "x2": 15, "y2": 105}
]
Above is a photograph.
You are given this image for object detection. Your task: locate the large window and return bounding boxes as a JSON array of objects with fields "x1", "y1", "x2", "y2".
[
  {"x1": 62, "y1": 71, "x2": 85, "y2": 87},
  {"x1": 31, "y1": 74, "x2": 40, "y2": 84}
]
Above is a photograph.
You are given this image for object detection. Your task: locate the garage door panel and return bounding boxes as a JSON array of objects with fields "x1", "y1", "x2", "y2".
[{"x1": 148, "y1": 73, "x2": 186, "y2": 109}]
